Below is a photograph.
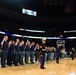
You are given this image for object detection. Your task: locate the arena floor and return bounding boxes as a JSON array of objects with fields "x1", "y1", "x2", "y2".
[{"x1": 0, "y1": 58, "x2": 76, "y2": 75}]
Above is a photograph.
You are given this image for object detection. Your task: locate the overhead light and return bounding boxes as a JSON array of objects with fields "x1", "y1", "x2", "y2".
[
  {"x1": 47, "y1": 37, "x2": 60, "y2": 39},
  {"x1": 12, "y1": 34, "x2": 23, "y2": 37},
  {"x1": 1, "y1": 30, "x2": 76, "y2": 40},
  {"x1": 64, "y1": 30, "x2": 76, "y2": 33},
  {"x1": 0, "y1": 31, "x2": 5, "y2": 34},
  {"x1": 24, "y1": 36, "x2": 45, "y2": 39},
  {"x1": 19, "y1": 28, "x2": 45, "y2": 33},
  {"x1": 26, "y1": 29, "x2": 45, "y2": 33},
  {"x1": 66, "y1": 37, "x2": 76, "y2": 39}
]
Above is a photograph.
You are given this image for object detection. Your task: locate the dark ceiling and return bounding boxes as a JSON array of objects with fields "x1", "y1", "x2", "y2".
[
  {"x1": 0, "y1": 0, "x2": 76, "y2": 17},
  {"x1": 0, "y1": 0, "x2": 76, "y2": 37}
]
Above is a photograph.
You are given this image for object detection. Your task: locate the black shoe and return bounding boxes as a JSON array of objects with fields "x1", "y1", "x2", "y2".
[
  {"x1": 2, "y1": 66, "x2": 6, "y2": 68},
  {"x1": 40, "y1": 67, "x2": 46, "y2": 69},
  {"x1": 21, "y1": 64, "x2": 24, "y2": 66},
  {"x1": 14, "y1": 64, "x2": 19, "y2": 66},
  {"x1": 31, "y1": 62, "x2": 34, "y2": 64},
  {"x1": 56, "y1": 62, "x2": 59, "y2": 64}
]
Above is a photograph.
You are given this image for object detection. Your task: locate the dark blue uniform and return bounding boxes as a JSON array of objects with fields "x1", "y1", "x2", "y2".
[
  {"x1": 71, "y1": 49, "x2": 75, "y2": 60},
  {"x1": 46, "y1": 49, "x2": 50, "y2": 61},
  {"x1": 35, "y1": 47, "x2": 40, "y2": 62},
  {"x1": 19, "y1": 45, "x2": 25, "y2": 65},
  {"x1": 25, "y1": 45, "x2": 30, "y2": 64},
  {"x1": 8, "y1": 44, "x2": 15, "y2": 66},
  {"x1": 40, "y1": 43, "x2": 46, "y2": 69},
  {"x1": 30, "y1": 45, "x2": 35, "y2": 63},
  {"x1": 56, "y1": 47, "x2": 60, "y2": 63},
  {"x1": 14, "y1": 43, "x2": 20, "y2": 66},
  {"x1": 1, "y1": 41, "x2": 8, "y2": 68}
]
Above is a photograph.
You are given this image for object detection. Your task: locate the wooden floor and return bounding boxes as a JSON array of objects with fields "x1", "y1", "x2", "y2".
[{"x1": 0, "y1": 58, "x2": 76, "y2": 75}]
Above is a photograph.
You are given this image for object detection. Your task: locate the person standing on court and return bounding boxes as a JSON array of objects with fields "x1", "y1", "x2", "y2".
[
  {"x1": 30, "y1": 42, "x2": 35, "y2": 64},
  {"x1": 40, "y1": 38, "x2": 46, "y2": 69},
  {"x1": 19, "y1": 40, "x2": 25, "y2": 66},
  {"x1": 14, "y1": 38, "x2": 20, "y2": 66},
  {"x1": 71, "y1": 47, "x2": 75, "y2": 60},
  {"x1": 56, "y1": 44, "x2": 61, "y2": 64},
  {"x1": 8, "y1": 40, "x2": 15, "y2": 66},
  {"x1": 1, "y1": 35, "x2": 8, "y2": 68},
  {"x1": 35, "y1": 43, "x2": 40, "y2": 62},
  {"x1": 25, "y1": 40, "x2": 31, "y2": 64}
]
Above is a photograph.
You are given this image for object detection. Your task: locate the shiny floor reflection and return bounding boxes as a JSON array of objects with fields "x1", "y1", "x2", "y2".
[{"x1": 0, "y1": 58, "x2": 76, "y2": 75}]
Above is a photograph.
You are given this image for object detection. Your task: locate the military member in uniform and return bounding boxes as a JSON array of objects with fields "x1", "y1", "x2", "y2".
[
  {"x1": 25, "y1": 40, "x2": 30, "y2": 64},
  {"x1": 30, "y1": 42, "x2": 35, "y2": 64},
  {"x1": 56, "y1": 44, "x2": 60, "y2": 64},
  {"x1": 8, "y1": 40, "x2": 15, "y2": 66},
  {"x1": 1, "y1": 35, "x2": 8, "y2": 68},
  {"x1": 19, "y1": 40, "x2": 25, "y2": 66},
  {"x1": 14, "y1": 38, "x2": 20, "y2": 66},
  {"x1": 71, "y1": 47, "x2": 75, "y2": 60},
  {"x1": 40, "y1": 38, "x2": 46, "y2": 69}
]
